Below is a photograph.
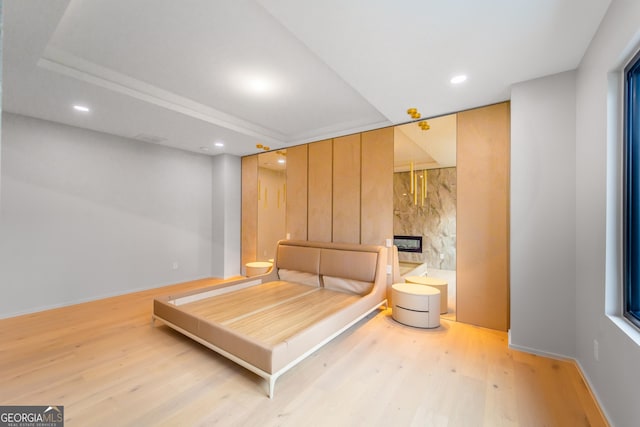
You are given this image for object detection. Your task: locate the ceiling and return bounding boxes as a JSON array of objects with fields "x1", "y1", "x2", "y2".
[{"x1": 3, "y1": 0, "x2": 611, "y2": 157}]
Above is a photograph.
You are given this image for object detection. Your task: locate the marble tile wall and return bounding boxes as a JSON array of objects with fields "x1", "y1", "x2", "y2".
[{"x1": 393, "y1": 167, "x2": 456, "y2": 270}]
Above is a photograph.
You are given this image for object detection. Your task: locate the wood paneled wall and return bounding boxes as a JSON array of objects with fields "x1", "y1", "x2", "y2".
[
  {"x1": 285, "y1": 144, "x2": 308, "y2": 241},
  {"x1": 242, "y1": 107, "x2": 510, "y2": 332},
  {"x1": 242, "y1": 127, "x2": 394, "y2": 268},
  {"x1": 307, "y1": 140, "x2": 333, "y2": 242},
  {"x1": 361, "y1": 127, "x2": 394, "y2": 245},
  {"x1": 332, "y1": 134, "x2": 361, "y2": 244},
  {"x1": 456, "y1": 102, "x2": 510, "y2": 331},
  {"x1": 301, "y1": 127, "x2": 393, "y2": 246}
]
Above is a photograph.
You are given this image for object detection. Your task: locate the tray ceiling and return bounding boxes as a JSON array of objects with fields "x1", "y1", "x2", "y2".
[{"x1": 3, "y1": 0, "x2": 611, "y2": 156}]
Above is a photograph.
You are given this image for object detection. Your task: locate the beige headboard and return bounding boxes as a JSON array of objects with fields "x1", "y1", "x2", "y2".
[{"x1": 272, "y1": 240, "x2": 386, "y2": 296}]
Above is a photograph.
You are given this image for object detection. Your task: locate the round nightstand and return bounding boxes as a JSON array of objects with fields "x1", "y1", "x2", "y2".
[
  {"x1": 405, "y1": 276, "x2": 448, "y2": 314},
  {"x1": 391, "y1": 283, "x2": 441, "y2": 328},
  {"x1": 245, "y1": 261, "x2": 273, "y2": 277}
]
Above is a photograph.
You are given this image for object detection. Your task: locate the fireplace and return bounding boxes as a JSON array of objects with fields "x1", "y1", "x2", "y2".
[{"x1": 393, "y1": 235, "x2": 423, "y2": 253}]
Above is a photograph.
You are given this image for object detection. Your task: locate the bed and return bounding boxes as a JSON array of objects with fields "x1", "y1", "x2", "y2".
[{"x1": 152, "y1": 240, "x2": 389, "y2": 398}]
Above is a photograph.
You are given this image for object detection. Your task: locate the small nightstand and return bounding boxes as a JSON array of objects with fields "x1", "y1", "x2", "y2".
[
  {"x1": 404, "y1": 276, "x2": 449, "y2": 314},
  {"x1": 391, "y1": 283, "x2": 440, "y2": 328}
]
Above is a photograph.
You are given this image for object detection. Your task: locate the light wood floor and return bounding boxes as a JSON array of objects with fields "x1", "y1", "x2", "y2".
[{"x1": 0, "y1": 278, "x2": 608, "y2": 426}]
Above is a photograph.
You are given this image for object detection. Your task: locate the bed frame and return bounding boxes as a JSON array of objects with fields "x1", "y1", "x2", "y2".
[{"x1": 152, "y1": 240, "x2": 388, "y2": 398}]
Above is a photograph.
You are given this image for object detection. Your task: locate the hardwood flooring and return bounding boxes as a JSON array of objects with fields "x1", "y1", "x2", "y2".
[{"x1": 0, "y1": 278, "x2": 608, "y2": 426}]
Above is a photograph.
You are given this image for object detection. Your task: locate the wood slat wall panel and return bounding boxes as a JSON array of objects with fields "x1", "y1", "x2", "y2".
[
  {"x1": 285, "y1": 144, "x2": 309, "y2": 240},
  {"x1": 361, "y1": 127, "x2": 394, "y2": 246},
  {"x1": 307, "y1": 139, "x2": 333, "y2": 242},
  {"x1": 332, "y1": 134, "x2": 361, "y2": 244},
  {"x1": 456, "y1": 102, "x2": 510, "y2": 331}
]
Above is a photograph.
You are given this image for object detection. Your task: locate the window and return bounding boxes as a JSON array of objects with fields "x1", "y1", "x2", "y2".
[{"x1": 624, "y1": 51, "x2": 640, "y2": 329}]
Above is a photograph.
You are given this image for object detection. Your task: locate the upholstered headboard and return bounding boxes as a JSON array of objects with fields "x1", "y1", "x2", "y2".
[{"x1": 272, "y1": 240, "x2": 385, "y2": 296}]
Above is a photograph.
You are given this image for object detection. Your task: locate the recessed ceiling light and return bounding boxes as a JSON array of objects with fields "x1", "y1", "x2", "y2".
[
  {"x1": 73, "y1": 105, "x2": 90, "y2": 112},
  {"x1": 231, "y1": 70, "x2": 279, "y2": 96},
  {"x1": 450, "y1": 75, "x2": 467, "y2": 84},
  {"x1": 247, "y1": 77, "x2": 272, "y2": 94},
  {"x1": 214, "y1": 142, "x2": 224, "y2": 147},
  {"x1": 200, "y1": 146, "x2": 210, "y2": 152}
]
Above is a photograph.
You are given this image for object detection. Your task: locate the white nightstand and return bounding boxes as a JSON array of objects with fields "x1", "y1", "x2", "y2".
[
  {"x1": 404, "y1": 276, "x2": 449, "y2": 314},
  {"x1": 245, "y1": 261, "x2": 273, "y2": 277},
  {"x1": 391, "y1": 283, "x2": 441, "y2": 329}
]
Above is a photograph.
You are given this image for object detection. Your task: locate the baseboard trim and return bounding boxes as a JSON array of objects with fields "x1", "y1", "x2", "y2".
[
  {"x1": 507, "y1": 332, "x2": 611, "y2": 426},
  {"x1": 508, "y1": 340, "x2": 574, "y2": 361},
  {"x1": 0, "y1": 275, "x2": 211, "y2": 320},
  {"x1": 573, "y1": 359, "x2": 613, "y2": 427}
]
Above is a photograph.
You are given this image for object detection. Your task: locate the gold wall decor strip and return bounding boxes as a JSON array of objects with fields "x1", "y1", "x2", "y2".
[
  {"x1": 413, "y1": 172, "x2": 418, "y2": 206},
  {"x1": 410, "y1": 161, "x2": 414, "y2": 194},
  {"x1": 421, "y1": 173, "x2": 425, "y2": 207},
  {"x1": 423, "y1": 170, "x2": 427, "y2": 206}
]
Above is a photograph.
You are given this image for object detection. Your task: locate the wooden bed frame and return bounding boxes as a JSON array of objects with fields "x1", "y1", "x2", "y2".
[{"x1": 152, "y1": 240, "x2": 388, "y2": 398}]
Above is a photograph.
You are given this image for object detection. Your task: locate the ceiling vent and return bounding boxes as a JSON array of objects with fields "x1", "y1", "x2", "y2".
[{"x1": 133, "y1": 133, "x2": 167, "y2": 144}]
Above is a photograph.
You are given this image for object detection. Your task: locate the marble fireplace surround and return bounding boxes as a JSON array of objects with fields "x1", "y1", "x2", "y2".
[{"x1": 393, "y1": 167, "x2": 456, "y2": 270}]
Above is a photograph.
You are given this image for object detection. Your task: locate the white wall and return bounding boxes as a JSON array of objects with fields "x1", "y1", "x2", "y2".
[
  {"x1": 512, "y1": 1, "x2": 640, "y2": 425},
  {"x1": 211, "y1": 153, "x2": 241, "y2": 278},
  {"x1": 0, "y1": 2, "x2": 3, "y2": 202},
  {"x1": 574, "y1": 1, "x2": 640, "y2": 425},
  {"x1": 510, "y1": 70, "x2": 577, "y2": 358},
  {"x1": 0, "y1": 113, "x2": 218, "y2": 318}
]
